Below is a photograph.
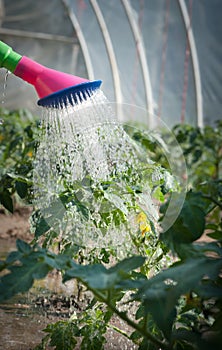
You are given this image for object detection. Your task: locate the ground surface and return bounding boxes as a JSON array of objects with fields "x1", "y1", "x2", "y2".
[{"x1": 0, "y1": 207, "x2": 137, "y2": 350}]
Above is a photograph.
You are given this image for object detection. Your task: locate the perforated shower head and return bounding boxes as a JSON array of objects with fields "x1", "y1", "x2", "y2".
[{"x1": 0, "y1": 40, "x2": 102, "y2": 108}]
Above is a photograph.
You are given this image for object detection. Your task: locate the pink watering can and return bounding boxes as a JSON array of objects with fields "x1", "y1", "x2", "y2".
[{"x1": 0, "y1": 40, "x2": 102, "y2": 108}]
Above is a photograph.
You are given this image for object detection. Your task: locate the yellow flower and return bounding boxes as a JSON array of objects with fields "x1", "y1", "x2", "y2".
[
  {"x1": 136, "y1": 211, "x2": 151, "y2": 237},
  {"x1": 0, "y1": 134, "x2": 4, "y2": 142},
  {"x1": 26, "y1": 151, "x2": 33, "y2": 157},
  {"x1": 136, "y1": 211, "x2": 147, "y2": 223}
]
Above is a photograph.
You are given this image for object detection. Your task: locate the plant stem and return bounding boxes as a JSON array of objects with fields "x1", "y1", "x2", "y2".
[
  {"x1": 108, "y1": 323, "x2": 133, "y2": 341},
  {"x1": 91, "y1": 288, "x2": 170, "y2": 350}
]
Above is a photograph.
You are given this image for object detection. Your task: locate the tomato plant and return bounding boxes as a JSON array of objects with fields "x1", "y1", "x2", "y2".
[
  {"x1": 0, "y1": 111, "x2": 222, "y2": 349},
  {"x1": 0, "y1": 188, "x2": 221, "y2": 350}
]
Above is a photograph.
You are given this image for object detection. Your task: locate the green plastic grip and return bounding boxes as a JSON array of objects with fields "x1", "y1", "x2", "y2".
[{"x1": 0, "y1": 41, "x2": 22, "y2": 72}]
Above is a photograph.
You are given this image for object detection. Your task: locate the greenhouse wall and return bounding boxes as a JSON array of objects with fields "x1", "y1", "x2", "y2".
[{"x1": 0, "y1": 0, "x2": 222, "y2": 127}]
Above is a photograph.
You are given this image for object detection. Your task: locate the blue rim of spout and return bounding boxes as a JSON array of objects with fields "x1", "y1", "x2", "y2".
[{"x1": 37, "y1": 80, "x2": 102, "y2": 108}]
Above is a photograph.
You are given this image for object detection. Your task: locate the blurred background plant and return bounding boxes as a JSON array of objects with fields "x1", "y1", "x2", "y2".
[
  {"x1": 0, "y1": 107, "x2": 38, "y2": 212},
  {"x1": 124, "y1": 120, "x2": 222, "y2": 225}
]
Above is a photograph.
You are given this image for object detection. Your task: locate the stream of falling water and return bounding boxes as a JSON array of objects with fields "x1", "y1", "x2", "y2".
[
  {"x1": 1, "y1": 70, "x2": 10, "y2": 105},
  {"x1": 33, "y1": 88, "x2": 158, "y2": 255}
]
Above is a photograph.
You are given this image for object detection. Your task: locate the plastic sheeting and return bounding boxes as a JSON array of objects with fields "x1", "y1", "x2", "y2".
[{"x1": 0, "y1": 0, "x2": 222, "y2": 127}]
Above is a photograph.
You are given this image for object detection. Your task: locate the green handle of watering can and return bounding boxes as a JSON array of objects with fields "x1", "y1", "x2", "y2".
[{"x1": 0, "y1": 40, "x2": 22, "y2": 72}]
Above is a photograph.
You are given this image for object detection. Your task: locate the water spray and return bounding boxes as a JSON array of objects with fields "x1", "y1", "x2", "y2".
[
  {"x1": 0, "y1": 40, "x2": 102, "y2": 108},
  {"x1": 0, "y1": 40, "x2": 141, "y2": 254},
  {"x1": 0, "y1": 41, "x2": 185, "y2": 256}
]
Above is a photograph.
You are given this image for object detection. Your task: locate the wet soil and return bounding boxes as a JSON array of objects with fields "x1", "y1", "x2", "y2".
[{"x1": 0, "y1": 207, "x2": 137, "y2": 350}]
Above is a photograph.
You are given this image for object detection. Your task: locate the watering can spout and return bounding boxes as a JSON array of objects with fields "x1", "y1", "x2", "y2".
[
  {"x1": 0, "y1": 40, "x2": 22, "y2": 72},
  {"x1": 0, "y1": 40, "x2": 102, "y2": 107}
]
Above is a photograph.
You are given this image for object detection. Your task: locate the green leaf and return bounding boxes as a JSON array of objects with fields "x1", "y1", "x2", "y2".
[
  {"x1": 152, "y1": 186, "x2": 165, "y2": 202},
  {"x1": 64, "y1": 263, "x2": 112, "y2": 290},
  {"x1": 0, "y1": 260, "x2": 8, "y2": 272},
  {"x1": 207, "y1": 230, "x2": 222, "y2": 240},
  {"x1": 110, "y1": 256, "x2": 146, "y2": 274},
  {"x1": 6, "y1": 250, "x2": 22, "y2": 264},
  {"x1": 34, "y1": 216, "x2": 51, "y2": 238},
  {"x1": 15, "y1": 180, "x2": 28, "y2": 198},
  {"x1": 103, "y1": 192, "x2": 128, "y2": 215},
  {"x1": 161, "y1": 192, "x2": 206, "y2": 249},
  {"x1": 194, "y1": 242, "x2": 222, "y2": 256},
  {"x1": 65, "y1": 195, "x2": 89, "y2": 220},
  {"x1": 0, "y1": 190, "x2": 13, "y2": 212},
  {"x1": 144, "y1": 298, "x2": 176, "y2": 340},
  {"x1": 80, "y1": 329, "x2": 106, "y2": 350},
  {"x1": 16, "y1": 239, "x2": 31, "y2": 254},
  {"x1": 44, "y1": 198, "x2": 66, "y2": 221},
  {"x1": 0, "y1": 258, "x2": 51, "y2": 302},
  {"x1": 196, "y1": 281, "x2": 222, "y2": 298},
  {"x1": 0, "y1": 244, "x2": 57, "y2": 302},
  {"x1": 44, "y1": 321, "x2": 78, "y2": 350},
  {"x1": 64, "y1": 256, "x2": 145, "y2": 290},
  {"x1": 134, "y1": 256, "x2": 222, "y2": 340},
  {"x1": 54, "y1": 254, "x2": 73, "y2": 270},
  {"x1": 172, "y1": 328, "x2": 205, "y2": 350}
]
